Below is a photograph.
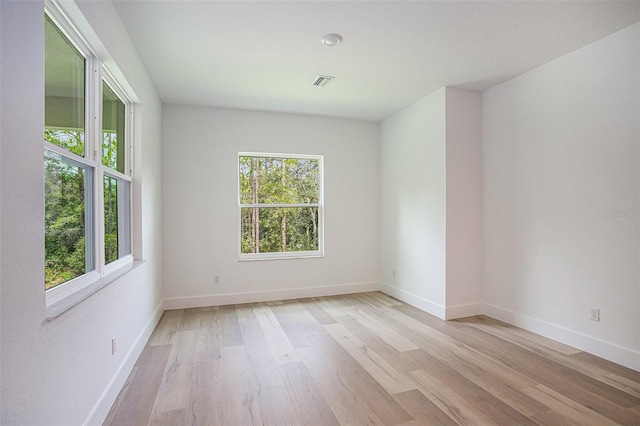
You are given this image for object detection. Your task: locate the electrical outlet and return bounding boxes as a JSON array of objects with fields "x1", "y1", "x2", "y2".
[
  {"x1": 214, "y1": 275, "x2": 220, "y2": 284},
  {"x1": 590, "y1": 307, "x2": 600, "y2": 322},
  {"x1": 392, "y1": 269, "x2": 396, "y2": 278},
  {"x1": 111, "y1": 336, "x2": 117, "y2": 355}
]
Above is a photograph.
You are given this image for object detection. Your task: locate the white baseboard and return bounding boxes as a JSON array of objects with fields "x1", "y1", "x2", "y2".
[
  {"x1": 483, "y1": 303, "x2": 640, "y2": 372},
  {"x1": 84, "y1": 300, "x2": 164, "y2": 426},
  {"x1": 445, "y1": 302, "x2": 483, "y2": 320},
  {"x1": 380, "y1": 282, "x2": 447, "y2": 319},
  {"x1": 163, "y1": 281, "x2": 381, "y2": 310},
  {"x1": 379, "y1": 284, "x2": 639, "y2": 371}
]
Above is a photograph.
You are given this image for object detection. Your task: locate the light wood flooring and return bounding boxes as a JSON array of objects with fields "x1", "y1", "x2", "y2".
[{"x1": 104, "y1": 292, "x2": 640, "y2": 425}]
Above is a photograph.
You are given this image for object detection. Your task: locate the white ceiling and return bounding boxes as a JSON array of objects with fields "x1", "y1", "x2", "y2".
[{"x1": 113, "y1": 0, "x2": 640, "y2": 122}]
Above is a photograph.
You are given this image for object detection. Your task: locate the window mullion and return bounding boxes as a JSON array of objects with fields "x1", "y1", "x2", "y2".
[
  {"x1": 87, "y1": 57, "x2": 101, "y2": 162},
  {"x1": 87, "y1": 57, "x2": 105, "y2": 275}
]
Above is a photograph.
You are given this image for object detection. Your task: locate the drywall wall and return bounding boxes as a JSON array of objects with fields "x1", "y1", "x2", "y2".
[
  {"x1": 379, "y1": 88, "x2": 447, "y2": 316},
  {"x1": 379, "y1": 87, "x2": 483, "y2": 319},
  {"x1": 162, "y1": 106, "x2": 379, "y2": 307},
  {"x1": 483, "y1": 22, "x2": 640, "y2": 369},
  {"x1": 445, "y1": 88, "x2": 483, "y2": 317},
  {"x1": 0, "y1": 1, "x2": 163, "y2": 424}
]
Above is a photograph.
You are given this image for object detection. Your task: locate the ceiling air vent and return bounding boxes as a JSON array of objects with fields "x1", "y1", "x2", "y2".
[{"x1": 311, "y1": 75, "x2": 334, "y2": 87}]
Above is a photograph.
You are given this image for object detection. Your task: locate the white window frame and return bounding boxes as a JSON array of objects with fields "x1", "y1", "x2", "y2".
[
  {"x1": 44, "y1": 1, "x2": 136, "y2": 318},
  {"x1": 100, "y1": 73, "x2": 134, "y2": 276},
  {"x1": 238, "y1": 152, "x2": 324, "y2": 261}
]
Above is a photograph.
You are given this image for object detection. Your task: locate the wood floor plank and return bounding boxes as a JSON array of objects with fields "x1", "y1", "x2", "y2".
[
  {"x1": 313, "y1": 295, "x2": 355, "y2": 317},
  {"x1": 335, "y1": 315, "x2": 434, "y2": 373},
  {"x1": 393, "y1": 389, "x2": 458, "y2": 426},
  {"x1": 354, "y1": 292, "x2": 404, "y2": 309},
  {"x1": 371, "y1": 301, "x2": 539, "y2": 390},
  {"x1": 391, "y1": 302, "x2": 470, "y2": 334},
  {"x1": 257, "y1": 384, "x2": 300, "y2": 426},
  {"x1": 298, "y1": 333, "x2": 413, "y2": 425},
  {"x1": 298, "y1": 297, "x2": 337, "y2": 325},
  {"x1": 278, "y1": 361, "x2": 340, "y2": 426},
  {"x1": 324, "y1": 322, "x2": 417, "y2": 395},
  {"x1": 522, "y1": 384, "x2": 619, "y2": 426},
  {"x1": 395, "y1": 421, "x2": 421, "y2": 426},
  {"x1": 296, "y1": 346, "x2": 387, "y2": 425},
  {"x1": 251, "y1": 303, "x2": 301, "y2": 364},
  {"x1": 460, "y1": 315, "x2": 581, "y2": 355},
  {"x1": 218, "y1": 345, "x2": 263, "y2": 425},
  {"x1": 199, "y1": 304, "x2": 243, "y2": 348},
  {"x1": 410, "y1": 358, "x2": 537, "y2": 426},
  {"x1": 187, "y1": 305, "x2": 255, "y2": 424},
  {"x1": 442, "y1": 324, "x2": 640, "y2": 424},
  {"x1": 393, "y1": 326, "x2": 547, "y2": 416},
  {"x1": 599, "y1": 373, "x2": 640, "y2": 399},
  {"x1": 107, "y1": 294, "x2": 640, "y2": 426},
  {"x1": 350, "y1": 315, "x2": 549, "y2": 420},
  {"x1": 411, "y1": 368, "x2": 501, "y2": 426},
  {"x1": 393, "y1": 303, "x2": 640, "y2": 413},
  {"x1": 269, "y1": 300, "x2": 327, "y2": 349},
  {"x1": 529, "y1": 409, "x2": 587, "y2": 426},
  {"x1": 104, "y1": 345, "x2": 172, "y2": 426},
  {"x1": 458, "y1": 315, "x2": 638, "y2": 391},
  {"x1": 344, "y1": 306, "x2": 420, "y2": 352},
  {"x1": 148, "y1": 408, "x2": 188, "y2": 426},
  {"x1": 148, "y1": 310, "x2": 185, "y2": 346},
  {"x1": 153, "y1": 330, "x2": 198, "y2": 413},
  {"x1": 188, "y1": 339, "x2": 223, "y2": 425},
  {"x1": 179, "y1": 308, "x2": 202, "y2": 331},
  {"x1": 570, "y1": 351, "x2": 640, "y2": 383},
  {"x1": 235, "y1": 303, "x2": 285, "y2": 388},
  {"x1": 103, "y1": 366, "x2": 139, "y2": 426}
]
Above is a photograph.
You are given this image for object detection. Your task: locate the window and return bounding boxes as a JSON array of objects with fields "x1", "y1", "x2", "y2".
[
  {"x1": 44, "y1": 8, "x2": 134, "y2": 310},
  {"x1": 238, "y1": 153, "x2": 323, "y2": 260},
  {"x1": 102, "y1": 80, "x2": 132, "y2": 265}
]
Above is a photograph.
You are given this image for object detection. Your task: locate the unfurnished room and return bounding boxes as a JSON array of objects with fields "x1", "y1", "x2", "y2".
[{"x1": 1, "y1": 0, "x2": 640, "y2": 424}]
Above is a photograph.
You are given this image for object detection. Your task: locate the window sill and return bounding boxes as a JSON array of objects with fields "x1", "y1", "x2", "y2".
[
  {"x1": 238, "y1": 251, "x2": 324, "y2": 262},
  {"x1": 45, "y1": 259, "x2": 144, "y2": 321}
]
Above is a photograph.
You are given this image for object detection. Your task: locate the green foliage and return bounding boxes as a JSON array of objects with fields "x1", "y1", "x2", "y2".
[
  {"x1": 45, "y1": 129, "x2": 126, "y2": 288},
  {"x1": 240, "y1": 156, "x2": 320, "y2": 254},
  {"x1": 45, "y1": 131, "x2": 125, "y2": 288},
  {"x1": 44, "y1": 148, "x2": 87, "y2": 289},
  {"x1": 104, "y1": 175, "x2": 119, "y2": 264},
  {"x1": 104, "y1": 233, "x2": 118, "y2": 264},
  {"x1": 45, "y1": 129, "x2": 84, "y2": 157},
  {"x1": 103, "y1": 132, "x2": 119, "y2": 171}
]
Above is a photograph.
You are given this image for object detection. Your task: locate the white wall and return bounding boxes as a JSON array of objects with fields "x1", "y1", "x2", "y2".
[
  {"x1": 379, "y1": 89, "x2": 448, "y2": 316},
  {"x1": 445, "y1": 88, "x2": 483, "y2": 317},
  {"x1": 483, "y1": 22, "x2": 640, "y2": 369},
  {"x1": 0, "y1": 1, "x2": 163, "y2": 424},
  {"x1": 379, "y1": 87, "x2": 483, "y2": 319},
  {"x1": 162, "y1": 106, "x2": 379, "y2": 308}
]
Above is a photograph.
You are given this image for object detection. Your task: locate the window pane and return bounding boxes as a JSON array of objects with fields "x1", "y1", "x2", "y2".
[
  {"x1": 241, "y1": 207, "x2": 319, "y2": 254},
  {"x1": 45, "y1": 15, "x2": 85, "y2": 156},
  {"x1": 104, "y1": 174, "x2": 131, "y2": 264},
  {"x1": 239, "y1": 156, "x2": 319, "y2": 204},
  {"x1": 45, "y1": 150, "x2": 93, "y2": 289},
  {"x1": 102, "y1": 81, "x2": 126, "y2": 173}
]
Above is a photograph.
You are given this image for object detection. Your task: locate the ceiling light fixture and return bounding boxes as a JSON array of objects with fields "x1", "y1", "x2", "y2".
[{"x1": 321, "y1": 33, "x2": 343, "y2": 46}]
